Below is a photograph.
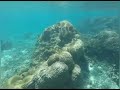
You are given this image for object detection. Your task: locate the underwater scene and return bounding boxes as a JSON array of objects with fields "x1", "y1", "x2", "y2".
[{"x1": 0, "y1": 1, "x2": 120, "y2": 89}]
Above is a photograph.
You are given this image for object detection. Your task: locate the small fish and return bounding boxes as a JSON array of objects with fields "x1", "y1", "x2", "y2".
[
  {"x1": 1, "y1": 40, "x2": 12, "y2": 52},
  {"x1": 23, "y1": 32, "x2": 33, "y2": 40},
  {"x1": 1, "y1": 40, "x2": 3, "y2": 52}
]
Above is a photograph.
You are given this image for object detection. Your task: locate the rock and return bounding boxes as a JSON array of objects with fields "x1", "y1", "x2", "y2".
[
  {"x1": 63, "y1": 39, "x2": 83, "y2": 54},
  {"x1": 24, "y1": 61, "x2": 70, "y2": 89},
  {"x1": 32, "y1": 20, "x2": 80, "y2": 64},
  {"x1": 47, "y1": 51, "x2": 74, "y2": 71},
  {"x1": 47, "y1": 53, "x2": 60, "y2": 66},
  {"x1": 35, "y1": 61, "x2": 70, "y2": 89},
  {"x1": 72, "y1": 64, "x2": 81, "y2": 81},
  {"x1": 7, "y1": 20, "x2": 85, "y2": 89},
  {"x1": 58, "y1": 51, "x2": 75, "y2": 71},
  {"x1": 84, "y1": 30, "x2": 119, "y2": 87},
  {"x1": 62, "y1": 39, "x2": 84, "y2": 64},
  {"x1": 85, "y1": 30, "x2": 119, "y2": 61},
  {"x1": 71, "y1": 64, "x2": 81, "y2": 88},
  {"x1": 95, "y1": 30, "x2": 119, "y2": 52}
]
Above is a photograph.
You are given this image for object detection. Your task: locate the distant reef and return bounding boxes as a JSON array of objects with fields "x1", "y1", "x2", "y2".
[{"x1": 80, "y1": 16, "x2": 120, "y2": 34}]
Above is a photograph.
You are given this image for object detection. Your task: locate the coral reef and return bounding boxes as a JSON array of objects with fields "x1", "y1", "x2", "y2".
[
  {"x1": 80, "y1": 16, "x2": 120, "y2": 34},
  {"x1": 84, "y1": 30, "x2": 119, "y2": 87},
  {"x1": 85, "y1": 30, "x2": 119, "y2": 64},
  {"x1": 6, "y1": 20, "x2": 86, "y2": 89},
  {"x1": 0, "y1": 39, "x2": 35, "y2": 89},
  {"x1": 4, "y1": 20, "x2": 119, "y2": 89},
  {"x1": 47, "y1": 51, "x2": 75, "y2": 71}
]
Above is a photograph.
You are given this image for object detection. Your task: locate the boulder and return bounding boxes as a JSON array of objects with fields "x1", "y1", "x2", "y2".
[{"x1": 7, "y1": 20, "x2": 86, "y2": 89}]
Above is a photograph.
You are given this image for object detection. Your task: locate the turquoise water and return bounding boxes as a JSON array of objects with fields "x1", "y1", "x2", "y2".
[
  {"x1": 0, "y1": 1, "x2": 119, "y2": 40},
  {"x1": 0, "y1": 1, "x2": 120, "y2": 89}
]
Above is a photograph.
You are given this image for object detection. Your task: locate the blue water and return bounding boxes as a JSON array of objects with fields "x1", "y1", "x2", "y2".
[{"x1": 0, "y1": 1, "x2": 119, "y2": 40}]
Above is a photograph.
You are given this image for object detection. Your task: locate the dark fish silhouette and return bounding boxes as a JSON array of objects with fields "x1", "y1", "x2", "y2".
[
  {"x1": 1, "y1": 40, "x2": 12, "y2": 52},
  {"x1": 23, "y1": 32, "x2": 34, "y2": 40}
]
